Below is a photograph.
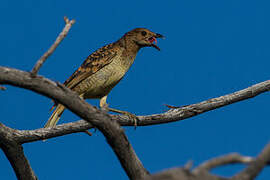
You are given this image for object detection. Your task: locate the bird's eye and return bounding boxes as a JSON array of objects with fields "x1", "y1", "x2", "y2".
[{"x1": 141, "y1": 31, "x2": 147, "y2": 36}]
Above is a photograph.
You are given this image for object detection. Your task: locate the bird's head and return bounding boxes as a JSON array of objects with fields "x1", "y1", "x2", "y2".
[{"x1": 125, "y1": 28, "x2": 164, "y2": 51}]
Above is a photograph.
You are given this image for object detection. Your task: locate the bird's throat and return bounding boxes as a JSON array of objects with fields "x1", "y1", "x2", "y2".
[{"x1": 118, "y1": 36, "x2": 140, "y2": 55}]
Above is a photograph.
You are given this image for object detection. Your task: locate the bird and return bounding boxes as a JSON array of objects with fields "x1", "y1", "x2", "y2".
[{"x1": 44, "y1": 28, "x2": 164, "y2": 128}]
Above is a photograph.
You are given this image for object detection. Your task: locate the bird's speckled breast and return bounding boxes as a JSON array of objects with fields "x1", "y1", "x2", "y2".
[{"x1": 75, "y1": 51, "x2": 135, "y2": 99}]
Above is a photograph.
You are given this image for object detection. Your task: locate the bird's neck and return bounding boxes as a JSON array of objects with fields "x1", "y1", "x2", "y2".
[{"x1": 117, "y1": 36, "x2": 141, "y2": 56}]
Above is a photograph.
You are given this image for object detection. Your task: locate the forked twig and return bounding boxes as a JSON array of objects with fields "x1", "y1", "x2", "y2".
[{"x1": 31, "y1": 17, "x2": 75, "y2": 75}]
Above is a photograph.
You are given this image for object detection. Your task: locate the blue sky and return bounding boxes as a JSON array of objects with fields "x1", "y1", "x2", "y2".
[{"x1": 1, "y1": 0, "x2": 270, "y2": 179}]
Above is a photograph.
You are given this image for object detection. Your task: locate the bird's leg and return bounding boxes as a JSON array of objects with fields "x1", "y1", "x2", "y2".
[
  {"x1": 99, "y1": 95, "x2": 139, "y2": 128},
  {"x1": 100, "y1": 95, "x2": 109, "y2": 111}
]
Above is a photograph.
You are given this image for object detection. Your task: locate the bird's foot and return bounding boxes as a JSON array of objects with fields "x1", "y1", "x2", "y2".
[
  {"x1": 108, "y1": 108, "x2": 139, "y2": 129},
  {"x1": 122, "y1": 111, "x2": 139, "y2": 129},
  {"x1": 100, "y1": 103, "x2": 109, "y2": 112}
]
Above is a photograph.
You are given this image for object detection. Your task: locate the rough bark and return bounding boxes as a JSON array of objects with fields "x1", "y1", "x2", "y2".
[
  {"x1": 0, "y1": 67, "x2": 148, "y2": 180},
  {"x1": 0, "y1": 124, "x2": 37, "y2": 180},
  {"x1": 31, "y1": 17, "x2": 75, "y2": 75},
  {"x1": 1, "y1": 16, "x2": 269, "y2": 180},
  {"x1": 1, "y1": 66, "x2": 270, "y2": 180}
]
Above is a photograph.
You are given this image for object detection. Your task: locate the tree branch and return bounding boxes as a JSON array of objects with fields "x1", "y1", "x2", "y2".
[
  {"x1": 129, "y1": 80, "x2": 270, "y2": 126},
  {"x1": 1, "y1": 66, "x2": 270, "y2": 180},
  {"x1": 145, "y1": 150, "x2": 270, "y2": 180},
  {"x1": 193, "y1": 153, "x2": 253, "y2": 174},
  {"x1": 0, "y1": 66, "x2": 148, "y2": 180},
  {"x1": 1, "y1": 67, "x2": 270, "y2": 179},
  {"x1": 16, "y1": 120, "x2": 90, "y2": 143},
  {"x1": 232, "y1": 143, "x2": 270, "y2": 180},
  {"x1": 31, "y1": 17, "x2": 75, "y2": 75},
  {"x1": 1, "y1": 78, "x2": 268, "y2": 143},
  {"x1": 0, "y1": 123, "x2": 37, "y2": 180},
  {"x1": 145, "y1": 143, "x2": 270, "y2": 180},
  {"x1": 144, "y1": 167, "x2": 228, "y2": 180},
  {"x1": 2, "y1": 13, "x2": 269, "y2": 180}
]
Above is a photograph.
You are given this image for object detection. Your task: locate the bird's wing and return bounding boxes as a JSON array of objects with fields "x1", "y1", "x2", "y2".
[{"x1": 63, "y1": 43, "x2": 118, "y2": 89}]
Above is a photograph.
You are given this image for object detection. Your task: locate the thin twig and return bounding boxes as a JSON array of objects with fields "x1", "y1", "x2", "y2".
[
  {"x1": 193, "y1": 153, "x2": 253, "y2": 174},
  {"x1": 31, "y1": 17, "x2": 75, "y2": 75},
  {"x1": 232, "y1": 143, "x2": 270, "y2": 180}
]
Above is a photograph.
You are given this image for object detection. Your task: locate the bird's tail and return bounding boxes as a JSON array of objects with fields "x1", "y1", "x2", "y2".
[{"x1": 44, "y1": 104, "x2": 65, "y2": 128}]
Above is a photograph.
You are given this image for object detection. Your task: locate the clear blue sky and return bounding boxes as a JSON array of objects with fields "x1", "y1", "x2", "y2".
[{"x1": 1, "y1": 0, "x2": 270, "y2": 179}]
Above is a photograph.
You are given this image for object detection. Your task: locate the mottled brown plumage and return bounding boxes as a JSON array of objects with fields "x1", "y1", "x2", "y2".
[{"x1": 44, "y1": 28, "x2": 164, "y2": 128}]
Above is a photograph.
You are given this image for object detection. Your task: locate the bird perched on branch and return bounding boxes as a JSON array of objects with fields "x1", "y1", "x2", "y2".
[{"x1": 44, "y1": 28, "x2": 164, "y2": 128}]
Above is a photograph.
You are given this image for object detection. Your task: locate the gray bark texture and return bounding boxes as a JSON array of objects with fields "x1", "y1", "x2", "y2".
[{"x1": 0, "y1": 17, "x2": 269, "y2": 180}]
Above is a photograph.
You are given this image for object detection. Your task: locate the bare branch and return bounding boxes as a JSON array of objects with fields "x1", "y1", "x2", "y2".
[
  {"x1": 1, "y1": 67, "x2": 270, "y2": 179},
  {"x1": 59, "y1": 79, "x2": 270, "y2": 128},
  {"x1": 127, "y1": 80, "x2": 270, "y2": 126},
  {"x1": 0, "y1": 123, "x2": 37, "y2": 180},
  {"x1": 31, "y1": 17, "x2": 75, "y2": 75},
  {"x1": 0, "y1": 67, "x2": 270, "y2": 179},
  {"x1": 232, "y1": 143, "x2": 270, "y2": 180},
  {"x1": 144, "y1": 151, "x2": 268, "y2": 180},
  {"x1": 16, "y1": 120, "x2": 91, "y2": 143},
  {"x1": 0, "y1": 66, "x2": 268, "y2": 143},
  {"x1": 144, "y1": 167, "x2": 228, "y2": 180},
  {"x1": 2, "y1": 14, "x2": 269, "y2": 180},
  {"x1": 193, "y1": 153, "x2": 253, "y2": 174},
  {"x1": 0, "y1": 67, "x2": 148, "y2": 180}
]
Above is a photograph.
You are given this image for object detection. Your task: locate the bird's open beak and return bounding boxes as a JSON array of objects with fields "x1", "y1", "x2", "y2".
[{"x1": 148, "y1": 33, "x2": 164, "y2": 51}]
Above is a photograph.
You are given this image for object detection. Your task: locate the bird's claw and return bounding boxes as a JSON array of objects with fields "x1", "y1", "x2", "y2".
[
  {"x1": 100, "y1": 103, "x2": 109, "y2": 112},
  {"x1": 107, "y1": 107, "x2": 138, "y2": 129},
  {"x1": 122, "y1": 111, "x2": 139, "y2": 129}
]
